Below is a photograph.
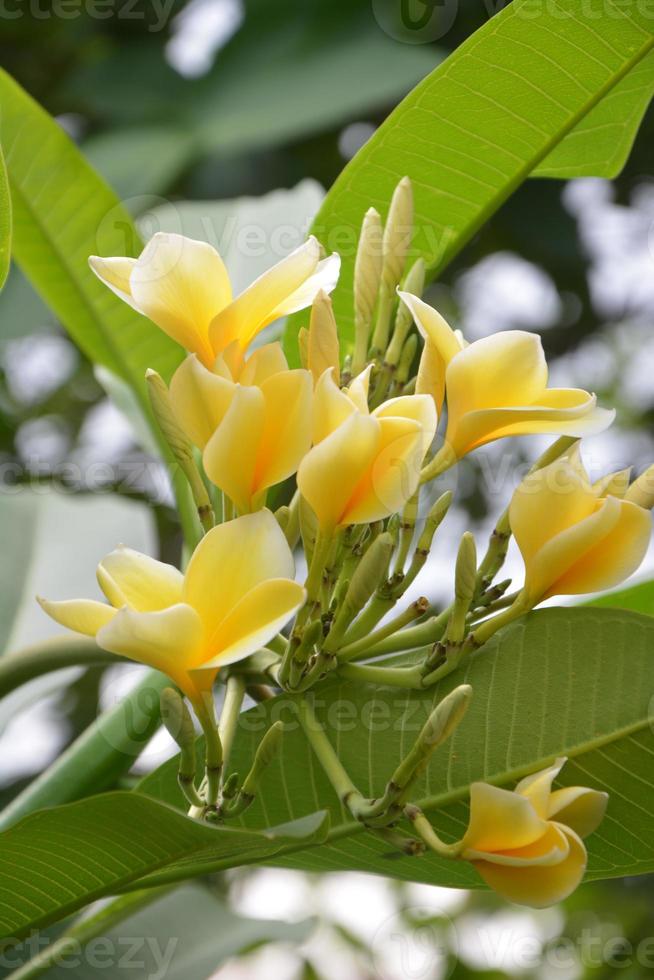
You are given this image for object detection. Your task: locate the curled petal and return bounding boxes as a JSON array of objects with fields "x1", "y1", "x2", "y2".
[
  {"x1": 199, "y1": 578, "x2": 306, "y2": 669},
  {"x1": 473, "y1": 826, "x2": 587, "y2": 908},
  {"x1": 169, "y1": 354, "x2": 235, "y2": 449},
  {"x1": 238, "y1": 342, "x2": 289, "y2": 386},
  {"x1": 416, "y1": 336, "x2": 446, "y2": 415},
  {"x1": 515, "y1": 758, "x2": 567, "y2": 818},
  {"x1": 547, "y1": 786, "x2": 609, "y2": 838},
  {"x1": 398, "y1": 292, "x2": 462, "y2": 366},
  {"x1": 97, "y1": 546, "x2": 184, "y2": 611},
  {"x1": 88, "y1": 256, "x2": 138, "y2": 310},
  {"x1": 256, "y1": 369, "x2": 314, "y2": 491},
  {"x1": 96, "y1": 602, "x2": 205, "y2": 693},
  {"x1": 203, "y1": 385, "x2": 264, "y2": 514},
  {"x1": 210, "y1": 237, "x2": 324, "y2": 354},
  {"x1": 313, "y1": 368, "x2": 357, "y2": 444},
  {"x1": 374, "y1": 393, "x2": 437, "y2": 460},
  {"x1": 183, "y1": 510, "x2": 295, "y2": 644},
  {"x1": 298, "y1": 413, "x2": 380, "y2": 530},
  {"x1": 129, "y1": 233, "x2": 231, "y2": 365},
  {"x1": 461, "y1": 781, "x2": 548, "y2": 853},
  {"x1": 347, "y1": 365, "x2": 373, "y2": 413},
  {"x1": 37, "y1": 597, "x2": 116, "y2": 637},
  {"x1": 345, "y1": 416, "x2": 424, "y2": 525}
]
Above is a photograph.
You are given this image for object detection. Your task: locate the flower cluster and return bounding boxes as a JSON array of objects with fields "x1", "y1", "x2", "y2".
[{"x1": 40, "y1": 178, "x2": 653, "y2": 907}]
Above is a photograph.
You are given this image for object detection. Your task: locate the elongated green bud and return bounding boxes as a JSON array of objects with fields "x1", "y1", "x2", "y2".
[
  {"x1": 626, "y1": 463, "x2": 654, "y2": 509},
  {"x1": 225, "y1": 722, "x2": 284, "y2": 817},
  {"x1": 397, "y1": 491, "x2": 453, "y2": 595},
  {"x1": 146, "y1": 369, "x2": 193, "y2": 463},
  {"x1": 393, "y1": 685, "x2": 472, "y2": 793},
  {"x1": 382, "y1": 176, "x2": 413, "y2": 291},
  {"x1": 446, "y1": 533, "x2": 477, "y2": 642},
  {"x1": 395, "y1": 334, "x2": 418, "y2": 388},
  {"x1": 353, "y1": 207, "x2": 383, "y2": 376},
  {"x1": 345, "y1": 531, "x2": 394, "y2": 617},
  {"x1": 146, "y1": 369, "x2": 214, "y2": 533},
  {"x1": 308, "y1": 290, "x2": 340, "y2": 385},
  {"x1": 386, "y1": 258, "x2": 426, "y2": 367},
  {"x1": 160, "y1": 687, "x2": 203, "y2": 808}
]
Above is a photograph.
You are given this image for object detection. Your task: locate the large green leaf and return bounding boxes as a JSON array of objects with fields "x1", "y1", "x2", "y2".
[
  {"x1": 28, "y1": 885, "x2": 314, "y2": 980},
  {"x1": 0, "y1": 796, "x2": 328, "y2": 942},
  {"x1": 286, "y1": 0, "x2": 654, "y2": 356},
  {"x1": 142, "y1": 607, "x2": 654, "y2": 890},
  {"x1": 0, "y1": 69, "x2": 183, "y2": 411},
  {"x1": 0, "y1": 144, "x2": 9, "y2": 291},
  {"x1": 586, "y1": 578, "x2": 654, "y2": 616},
  {"x1": 535, "y1": 49, "x2": 654, "y2": 178}
]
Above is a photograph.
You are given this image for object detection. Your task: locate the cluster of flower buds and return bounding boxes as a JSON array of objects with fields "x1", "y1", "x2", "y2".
[{"x1": 38, "y1": 177, "x2": 654, "y2": 906}]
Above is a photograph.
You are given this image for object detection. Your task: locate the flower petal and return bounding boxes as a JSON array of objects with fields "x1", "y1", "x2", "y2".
[
  {"x1": 374, "y1": 393, "x2": 437, "y2": 460},
  {"x1": 465, "y1": 822, "x2": 570, "y2": 867},
  {"x1": 268, "y1": 252, "x2": 340, "y2": 323},
  {"x1": 461, "y1": 781, "x2": 548, "y2": 853},
  {"x1": 472, "y1": 826, "x2": 587, "y2": 908},
  {"x1": 202, "y1": 385, "x2": 264, "y2": 513},
  {"x1": 238, "y1": 342, "x2": 289, "y2": 386},
  {"x1": 416, "y1": 336, "x2": 446, "y2": 415},
  {"x1": 446, "y1": 331, "x2": 548, "y2": 421},
  {"x1": 169, "y1": 354, "x2": 236, "y2": 449},
  {"x1": 255, "y1": 369, "x2": 313, "y2": 491},
  {"x1": 209, "y1": 237, "x2": 322, "y2": 354},
  {"x1": 37, "y1": 597, "x2": 116, "y2": 637},
  {"x1": 198, "y1": 579, "x2": 306, "y2": 669},
  {"x1": 183, "y1": 510, "x2": 295, "y2": 643},
  {"x1": 297, "y1": 413, "x2": 380, "y2": 530},
  {"x1": 129, "y1": 233, "x2": 231, "y2": 365},
  {"x1": 547, "y1": 497, "x2": 651, "y2": 597},
  {"x1": 547, "y1": 786, "x2": 609, "y2": 838},
  {"x1": 345, "y1": 416, "x2": 424, "y2": 525},
  {"x1": 88, "y1": 256, "x2": 138, "y2": 310},
  {"x1": 515, "y1": 758, "x2": 567, "y2": 817},
  {"x1": 398, "y1": 292, "x2": 462, "y2": 365},
  {"x1": 313, "y1": 368, "x2": 357, "y2": 444},
  {"x1": 96, "y1": 603, "x2": 205, "y2": 694},
  {"x1": 96, "y1": 545, "x2": 184, "y2": 611}
]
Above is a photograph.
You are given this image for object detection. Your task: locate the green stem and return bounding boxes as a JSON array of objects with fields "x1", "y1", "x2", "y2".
[
  {"x1": 419, "y1": 444, "x2": 456, "y2": 485},
  {"x1": 297, "y1": 697, "x2": 366, "y2": 813},
  {"x1": 192, "y1": 693, "x2": 223, "y2": 807},
  {"x1": 404, "y1": 805, "x2": 462, "y2": 859},
  {"x1": 343, "y1": 610, "x2": 450, "y2": 662},
  {"x1": 337, "y1": 599, "x2": 429, "y2": 662},
  {"x1": 0, "y1": 670, "x2": 168, "y2": 832},
  {"x1": 218, "y1": 675, "x2": 246, "y2": 774},
  {"x1": 0, "y1": 637, "x2": 119, "y2": 698}
]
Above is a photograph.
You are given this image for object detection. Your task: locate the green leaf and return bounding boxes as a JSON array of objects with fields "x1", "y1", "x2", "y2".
[
  {"x1": 0, "y1": 144, "x2": 10, "y2": 291},
  {"x1": 0, "y1": 69, "x2": 183, "y2": 411},
  {"x1": 0, "y1": 495, "x2": 39, "y2": 656},
  {"x1": 30, "y1": 885, "x2": 314, "y2": 980},
  {"x1": 535, "y1": 50, "x2": 654, "y2": 178},
  {"x1": 286, "y1": 0, "x2": 654, "y2": 356},
  {"x1": 143, "y1": 607, "x2": 654, "y2": 890},
  {"x1": 586, "y1": 578, "x2": 654, "y2": 615},
  {"x1": 0, "y1": 795, "x2": 328, "y2": 942}
]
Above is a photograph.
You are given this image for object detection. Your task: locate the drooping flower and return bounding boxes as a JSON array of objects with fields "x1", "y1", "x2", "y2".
[
  {"x1": 90, "y1": 233, "x2": 339, "y2": 369},
  {"x1": 460, "y1": 758, "x2": 608, "y2": 907},
  {"x1": 400, "y1": 293, "x2": 613, "y2": 465},
  {"x1": 510, "y1": 448, "x2": 652, "y2": 605},
  {"x1": 38, "y1": 511, "x2": 305, "y2": 704},
  {"x1": 168, "y1": 342, "x2": 313, "y2": 514},
  {"x1": 297, "y1": 367, "x2": 437, "y2": 531}
]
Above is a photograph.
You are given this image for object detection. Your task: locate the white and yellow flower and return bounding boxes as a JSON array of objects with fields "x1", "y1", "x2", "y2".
[
  {"x1": 38, "y1": 511, "x2": 305, "y2": 704},
  {"x1": 297, "y1": 368, "x2": 437, "y2": 530},
  {"x1": 460, "y1": 758, "x2": 607, "y2": 907},
  {"x1": 510, "y1": 448, "x2": 652, "y2": 604},
  {"x1": 90, "y1": 233, "x2": 339, "y2": 368},
  {"x1": 400, "y1": 293, "x2": 613, "y2": 465}
]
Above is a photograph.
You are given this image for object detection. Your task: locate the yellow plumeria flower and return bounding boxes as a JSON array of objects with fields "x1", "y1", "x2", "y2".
[
  {"x1": 89, "y1": 233, "x2": 340, "y2": 369},
  {"x1": 38, "y1": 511, "x2": 305, "y2": 705},
  {"x1": 460, "y1": 758, "x2": 607, "y2": 907},
  {"x1": 400, "y1": 292, "x2": 614, "y2": 464},
  {"x1": 510, "y1": 448, "x2": 652, "y2": 605},
  {"x1": 297, "y1": 367, "x2": 437, "y2": 531},
  {"x1": 169, "y1": 342, "x2": 313, "y2": 514}
]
